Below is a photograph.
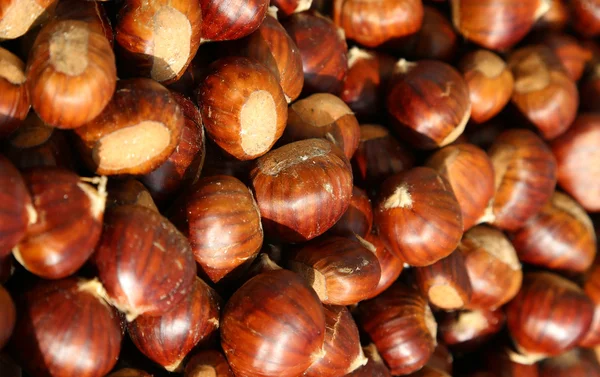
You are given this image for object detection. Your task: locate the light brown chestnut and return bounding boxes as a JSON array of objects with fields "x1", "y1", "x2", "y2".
[
  {"x1": 459, "y1": 225, "x2": 522, "y2": 311},
  {"x1": 75, "y1": 78, "x2": 184, "y2": 175},
  {"x1": 329, "y1": 186, "x2": 373, "y2": 238},
  {"x1": 198, "y1": 56, "x2": 287, "y2": 161},
  {"x1": 374, "y1": 167, "x2": 463, "y2": 266},
  {"x1": 487, "y1": 129, "x2": 557, "y2": 231},
  {"x1": 458, "y1": 50, "x2": 514, "y2": 124},
  {"x1": 199, "y1": 0, "x2": 269, "y2": 42},
  {"x1": 115, "y1": 0, "x2": 202, "y2": 83},
  {"x1": 387, "y1": 59, "x2": 471, "y2": 149},
  {"x1": 0, "y1": 0, "x2": 57, "y2": 40},
  {"x1": 571, "y1": 0, "x2": 600, "y2": 37},
  {"x1": 0, "y1": 284, "x2": 15, "y2": 349},
  {"x1": 285, "y1": 93, "x2": 360, "y2": 159},
  {"x1": 439, "y1": 309, "x2": 505, "y2": 351},
  {"x1": 106, "y1": 179, "x2": 158, "y2": 212},
  {"x1": 333, "y1": 0, "x2": 424, "y2": 47},
  {"x1": 0, "y1": 47, "x2": 29, "y2": 138},
  {"x1": 426, "y1": 143, "x2": 495, "y2": 230},
  {"x1": 250, "y1": 138, "x2": 353, "y2": 242},
  {"x1": 580, "y1": 264, "x2": 600, "y2": 347},
  {"x1": 271, "y1": 0, "x2": 313, "y2": 16},
  {"x1": 184, "y1": 350, "x2": 234, "y2": 377}
]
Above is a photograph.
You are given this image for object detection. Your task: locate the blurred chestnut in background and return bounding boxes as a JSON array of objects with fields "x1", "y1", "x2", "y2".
[
  {"x1": 427, "y1": 344, "x2": 453, "y2": 375},
  {"x1": 387, "y1": 59, "x2": 471, "y2": 149},
  {"x1": 506, "y1": 271, "x2": 594, "y2": 358},
  {"x1": 283, "y1": 10, "x2": 348, "y2": 95},
  {"x1": 439, "y1": 309, "x2": 505, "y2": 351},
  {"x1": 374, "y1": 167, "x2": 463, "y2": 266},
  {"x1": 198, "y1": 56, "x2": 287, "y2": 161},
  {"x1": 0, "y1": 0, "x2": 57, "y2": 40},
  {"x1": 570, "y1": 0, "x2": 600, "y2": 37},
  {"x1": 200, "y1": 0, "x2": 269, "y2": 42},
  {"x1": 487, "y1": 129, "x2": 557, "y2": 231},
  {"x1": 533, "y1": 0, "x2": 568, "y2": 31},
  {"x1": 580, "y1": 263, "x2": 600, "y2": 347},
  {"x1": 0, "y1": 284, "x2": 15, "y2": 349},
  {"x1": 358, "y1": 232, "x2": 404, "y2": 299},
  {"x1": 220, "y1": 269, "x2": 326, "y2": 377},
  {"x1": 538, "y1": 348, "x2": 600, "y2": 377},
  {"x1": 458, "y1": 50, "x2": 514, "y2": 124},
  {"x1": 0, "y1": 47, "x2": 29, "y2": 138},
  {"x1": 333, "y1": 0, "x2": 424, "y2": 48},
  {"x1": 329, "y1": 186, "x2": 373, "y2": 238},
  {"x1": 550, "y1": 114, "x2": 600, "y2": 212},
  {"x1": 536, "y1": 32, "x2": 592, "y2": 81},
  {"x1": 250, "y1": 138, "x2": 353, "y2": 242},
  {"x1": 184, "y1": 350, "x2": 234, "y2": 377}
]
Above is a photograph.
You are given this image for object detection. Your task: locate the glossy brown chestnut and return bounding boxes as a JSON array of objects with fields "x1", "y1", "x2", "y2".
[
  {"x1": 106, "y1": 179, "x2": 158, "y2": 212},
  {"x1": 538, "y1": 348, "x2": 600, "y2": 377},
  {"x1": 0, "y1": 155, "x2": 33, "y2": 257},
  {"x1": 0, "y1": 284, "x2": 15, "y2": 349},
  {"x1": 0, "y1": 0, "x2": 57, "y2": 40},
  {"x1": 27, "y1": 19, "x2": 116, "y2": 129},
  {"x1": 271, "y1": 0, "x2": 313, "y2": 16},
  {"x1": 374, "y1": 167, "x2": 463, "y2": 266},
  {"x1": 115, "y1": 0, "x2": 202, "y2": 83},
  {"x1": 355, "y1": 233, "x2": 404, "y2": 299},
  {"x1": 185, "y1": 350, "x2": 234, "y2": 377},
  {"x1": 169, "y1": 175, "x2": 263, "y2": 283},
  {"x1": 128, "y1": 278, "x2": 221, "y2": 372},
  {"x1": 304, "y1": 305, "x2": 366, "y2": 377},
  {"x1": 288, "y1": 235, "x2": 381, "y2": 305},
  {"x1": 387, "y1": 59, "x2": 471, "y2": 149},
  {"x1": 512, "y1": 191, "x2": 596, "y2": 273},
  {"x1": 282, "y1": 10, "x2": 348, "y2": 95},
  {"x1": 439, "y1": 309, "x2": 505, "y2": 350},
  {"x1": 0, "y1": 47, "x2": 29, "y2": 138},
  {"x1": 8, "y1": 278, "x2": 122, "y2": 377},
  {"x1": 537, "y1": 32, "x2": 592, "y2": 81},
  {"x1": 450, "y1": 0, "x2": 549, "y2": 51},
  {"x1": 458, "y1": 50, "x2": 514, "y2": 124},
  {"x1": 285, "y1": 93, "x2": 360, "y2": 159},
  {"x1": 506, "y1": 271, "x2": 594, "y2": 358},
  {"x1": 508, "y1": 45, "x2": 578, "y2": 139},
  {"x1": 426, "y1": 143, "x2": 495, "y2": 230},
  {"x1": 250, "y1": 138, "x2": 353, "y2": 242},
  {"x1": 550, "y1": 114, "x2": 600, "y2": 212},
  {"x1": 352, "y1": 124, "x2": 414, "y2": 187},
  {"x1": 93, "y1": 204, "x2": 196, "y2": 320},
  {"x1": 345, "y1": 344, "x2": 391, "y2": 377},
  {"x1": 333, "y1": 0, "x2": 423, "y2": 47},
  {"x1": 580, "y1": 264, "x2": 600, "y2": 347},
  {"x1": 329, "y1": 186, "x2": 373, "y2": 238},
  {"x1": 356, "y1": 282, "x2": 438, "y2": 375},
  {"x1": 220, "y1": 269, "x2": 326, "y2": 377},
  {"x1": 198, "y1": 56, "x2": 287, "y2": 161},
  {"x1": 235, "y1": 14, "x2": 304, "y2": 102},
  {"x1": 140, "y1": 93, "x2": 205, "y2": 203},
  {"x1": 75, "y1": 78, "x2": 184, "y2": 175},
  {"x1": 13, "y1": 168, "x2": 106, "y2": 279},
  {"x1": 459, "y1": 225, "x2": 522, "y2": 311},
  {"x1": 571, "y1": 0, "x2": 600, "y2": 37},
  {"x1": 415, "y1": 250, "x2": 473, "y2": 310},
  {"x1": 200, "y1": 0, "x2": 269, "y2": 42},
  {"x1": 487, "y1": 129, "x2": 557, "y2": 231}
]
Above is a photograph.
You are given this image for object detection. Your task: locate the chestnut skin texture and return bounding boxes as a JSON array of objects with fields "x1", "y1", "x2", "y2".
[
  {"x1": 200, "y1": 0, "x2": 269, "y2": 42},
  {"x1": 0, "y1": 155, "x2": 32, "y2": 257},
  {"x1": 360, "y1": 232, "x2": 404, "y2": 299},
  {"x1": 250, "y1": 138, "x2": 353, "y2": 242},
  {"x1": 0, "y1": 47, "x2": 29, "y2": 138},
  {"x1": 185, "y1": 350, "x2": 235, "y2": 377},
  {"x1": 506, "y1": 271, "x2": 594, "y2": 357},
  {"x1": 329, "y1": 186, "x2": 373, "y2": 238},
  {"x1": 220, "y1": 269, "x2": 326, "y2": 377},
  {"x1": 8, "y1": 278, "x2": 123, "y2": 377},
  {"x1": 0, "y1": 284, "x2": 15, "y2": 349},
  {"x1": 93, "y1": 205, "x2": 197, "y2": 321}
]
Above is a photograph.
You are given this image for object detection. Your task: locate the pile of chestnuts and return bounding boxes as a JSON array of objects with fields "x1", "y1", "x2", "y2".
[{"x1": 1, "y1": 0, "x2": 599, "y2": 376}]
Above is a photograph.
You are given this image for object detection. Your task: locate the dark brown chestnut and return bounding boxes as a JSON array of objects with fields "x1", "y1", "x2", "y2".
[
  {"x1": 185, "y1": 350, "x2": 234, "y2": 377},
  {"x1": 106, "y1": 179, "x2": 158, "y2": 212},
  {"x1": 250, "y1": 138, "x2": 353, "y2": 242},
  {"x1": 93, "y1": 204, "x2": 197, "y2": 320},
  {"x1": 329, "y1": 186, "x2": 373, "y2": 238},
  {"x1": 538, "y1": 348, "x2": 600, "y2": 377},
  {"x1": 199, "y1": 0, "x2": 269, "y2": 42},
  {"x1": 0, "y1": 284, "x2": 15, "y2": 349},
  {"x1": 439, "y1": 309, "x2": 505, "y2": 351},
  {"x1": 571, "y1": 0, "x2": 600, "y2": 37},
  {"x1": 387, "y1": 59, "x2": 471, "y2": 149},
  {"x1": 220, "y1": 269, "x2": 326, "y2": 377},
  {"x1": 374, "y1": 167, "x2": 463, "y2": 266},
  {"x1": 0, "y1": 0, "x2": 57, "y2": 40},
  {"x1": 579, "y1": 263, "x2": 600, "y2": 347},
  {"x1": 481, "y1": 345, "x2": 541, "y2": 377},
  {"x1": 356, "y1": 232, "x2": 404, "y2": 299},
  {"x1": 0, "y1": 47, "x2": 29, "y2": 138}
]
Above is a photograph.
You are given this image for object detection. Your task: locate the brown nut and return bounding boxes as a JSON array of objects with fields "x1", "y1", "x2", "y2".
[
  {"x1": 199, "y1": 0, "x2": 269, "y2": 42},
  {"x1": 0, "y1": 47, "x2": 29, "y2": 138}
]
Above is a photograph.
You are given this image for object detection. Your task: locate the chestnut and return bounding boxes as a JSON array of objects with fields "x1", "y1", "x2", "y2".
[
  {"x1": 220, "y1": 269, "x2": 326, "y2": 377},
  {"x1": 199, "y1": 0, "x2": 269, "y2": 42},
  {"x1": 0, "y1": 284, "x2": 15, "y2": 349},
  {"x1": 506, "y1": 271, "x2": 594, "y2": 358},
  {"x1": 427, "y1": 344, "x2": 453, "y2": 375},
  {"x1": 439, "y1": 309, "x2": 505, "y2": 351},
  {"x1": 458, "y1": 50, "x2": 514, "y2": 124},
  {"x1": 75, "y1": 78, "x2": 184, "y2": 175},
  {"x1": 27, "y1": 19, "x2": 116, "y2": 129},
  {"x1": 106, "y1": 179, "x2": 159, "y2": 212},
  {"x1": 288, "y1": 235, "x2": 381, "y2": 305},
  {"x1": 356, "y1": 282, "x2": 438, "y2": 375},
  {"x1": 374, "y1": 167, "x2": 463, "y2": 266},
  {"x1": 550, "y1": 114, "x2": 600, "y2": 212},
  {"x1": 356, "y1": 232, "x2": 404, "y2": 299},
  {"x1": 481, "y1": 345, "x2": 541, "y2": 377},
  {"x1": 12, "y1": 168, "x2": 106, "y2": 279},
  {"x1": 169, "y1": 175, "x2": 263, "y2": 283},
  {"x1": 415, "y1": 250, "x2": 473, "y2": 310},
  {"x1": 93, "y1": 204, "x2": 197, "y2": 320},
  {"x1": 508, "y1": 45, "x2": 578, "y2": 139},
  {"x1": 285, "y1": 93, "x2": 360, "y2": 159},
  {"x1": 459, "y1": 225, "x2": 522, "y2": 311},
  {"x1": 198, "y1": 56, "x2": 287, "y2": 161},
  {"x1": 329, "y1": 186, "x2": 373, "y2": 238},
  {"x1": 571, "y1": 0, "x2": 600, "y2": 37},
  {"x1": 387, "y1": 59, "x2": 471, "y2": 149},
  {"x1": 533, "y1": 0, "x2": 568, "y2": 31},
  {"x1": 345, "y1": 344, "x2": 391, "y2": 377},
  {"x1": 250, "y1": 138, "x2": 353, "y2": 242},
  {"x1": 511, "y1": 191, "x2": 596, "y2": 273},
  {"x1": 8, "y1": 278, "x2": 123, "y2": 377},
  {"x1": 128, "y1": 278, "x2": 221, "y2": 372},
  {"x1": 271, "y1": 0, "x2": 313, "y2": 16},
  {"x1": 538, "y1": 348, "x2": 600, "y2": 377},
  {"x1": 0, "y1": 47, "x2": 29, "y2": 138},
  {"x1": 282, "y1": 10, "x2": 348, "y2": 95},
  {"x1": 0, "y1": 0, "x2": 57, "y2": 40},
  {"x1": 185, "y1": 350, "x2": 234, "y2": 377},
  {"x1": 107, "y1": 369, "x2": 153, "y2": 377},
  {"x1": 426, "y1": 143, "x2": 495, "y2": 230},
  {"x1": 580, "y1": 263, "x2": 600, "y2": 347},
  {"x1": 333, "y1": 0, "x2": 424, "y2": 47},
  {"x1": 487, "y1": 129, "x2": 557, "y2": 231},
  {"x1": 537, "y1": 32, "x2": 592, "y2": 81},
  {"x1": 115, "y1": 0, "x2": 202, "y2": 83}
]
